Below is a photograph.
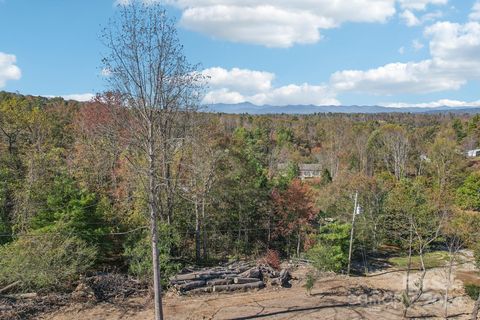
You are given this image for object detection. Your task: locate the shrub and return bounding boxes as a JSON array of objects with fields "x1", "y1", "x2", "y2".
[
  {"x1": 123, "y1": 223, "x2": 180, "y2": 285},
  {"x1": 465, "y1": 284, "x2": 480, "y2": 300},
  {"x1": 0, "y1": 233, "x2": 96, "y2": 291},
  {"x1": 263, "y1": 249, "x2": 281, "y2": 270},
  {"x1": 307, "y1": 243, "x2": 347, "y2": 272},
  {"x1": 306, "y1": 222, "x2": 350, "y2": 273},
  {"x1": 304, "y1": 271, "x2": 316, "y2": 295}
]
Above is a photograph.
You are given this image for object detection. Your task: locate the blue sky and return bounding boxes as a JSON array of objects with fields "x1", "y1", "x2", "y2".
[{"x1": 1, "y1": 0, "x2": 480, "y2": 107}]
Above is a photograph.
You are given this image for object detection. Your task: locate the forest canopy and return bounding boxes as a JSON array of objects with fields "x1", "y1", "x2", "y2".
[{"x1": 0, "y1": 90, "x2": 479, "y2": 292}]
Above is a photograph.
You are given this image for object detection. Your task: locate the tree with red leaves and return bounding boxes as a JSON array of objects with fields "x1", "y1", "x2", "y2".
[{"x1": 271, "y1": 179, "x2": 317, "y2": 257}]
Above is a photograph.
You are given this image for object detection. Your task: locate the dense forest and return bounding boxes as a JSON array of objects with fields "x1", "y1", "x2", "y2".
[{"x1": 1, "y1": 90, "x2": 479, "y2": 295}]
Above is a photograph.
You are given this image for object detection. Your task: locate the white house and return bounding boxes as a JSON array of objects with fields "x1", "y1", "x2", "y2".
[
  {"x1": 278, "y1": 163, "x2": 322, "y2": 180},
  {"x1": 467, "y1": 149, "x2": 480, "y2": 158}
]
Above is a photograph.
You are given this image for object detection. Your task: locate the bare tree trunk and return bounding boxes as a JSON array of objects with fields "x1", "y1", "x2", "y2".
[
  {"x1": 411, "y1": 248, "x2": 427, "y2": 305},
  {"x1": 267, "y1": 213, "x2": 271, "y2": 249},
  {"x1": 296, "y1": 231, "x2": 301, "y2": 257},
  {"x1": 347, "y1": 192, "x2": 358, "y2": 276},
  {"x1": 148, "y1": 123, "x2": 164, "y2": 320},
  {"x1": 444, "y1": 256, "x2": 454, "y2": 319},
  {"x1": 444, "y1": 236, "x2": 462, "y2": 319},
  {"x1": 403, "y1": 220, "x2": 413, "y2": 318},
  {"x1": 201, "y1": 197, "x2": 207, "y2": 261},
  {"x1": 164, "y1": 152, "x2": 173, "y2": 225},
  {"x1": 194, "y1": 198, "x2": 201, "y2": 263}
]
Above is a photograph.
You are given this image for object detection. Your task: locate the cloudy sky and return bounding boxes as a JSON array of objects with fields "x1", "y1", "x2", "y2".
[{"x1": 1, "y1": 0, "x2": 480, "y2": 108}]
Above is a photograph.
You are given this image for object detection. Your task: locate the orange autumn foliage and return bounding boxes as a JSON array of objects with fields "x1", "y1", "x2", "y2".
[{"x1": 271, "y1": 179, "x2": 317, "y2": 237}]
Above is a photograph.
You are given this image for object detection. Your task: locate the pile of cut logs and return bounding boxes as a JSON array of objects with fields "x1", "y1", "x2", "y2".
[{"x1": 169, "y1": 261, "x2": 291, "y2": 295}]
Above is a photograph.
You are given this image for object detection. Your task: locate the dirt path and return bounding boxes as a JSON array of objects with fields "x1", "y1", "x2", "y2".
[{"x1": 45, "y1": 264, "x2": 478, "y2": 320}]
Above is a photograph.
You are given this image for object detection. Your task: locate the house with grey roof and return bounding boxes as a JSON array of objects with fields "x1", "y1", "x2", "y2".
[{"x1": 277, "y1": 163, "x2": 322, "y2": 180}]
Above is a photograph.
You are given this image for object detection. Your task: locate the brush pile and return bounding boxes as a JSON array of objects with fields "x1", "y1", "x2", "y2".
[{"x1": 169, "y1": 261, "x2": 291, "y2": 295}]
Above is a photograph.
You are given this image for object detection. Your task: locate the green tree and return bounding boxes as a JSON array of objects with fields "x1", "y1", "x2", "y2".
[
  {"x1": 30, "y1": 175, "x2": 108, "y2": 244},
  {"x1": 456, "y1": 173, "x2": 480, "y2": 211},
  {"x1": 124, "y1": 223, "x2": 180, "y2": 285},
  {"x1": 307, "y1": 222, "x2": 350, "y2": 272}
]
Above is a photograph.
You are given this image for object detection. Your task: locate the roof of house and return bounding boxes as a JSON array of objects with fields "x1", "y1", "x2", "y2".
[
  {"x1": 298, "y1": 164, "x2": 322, "y2": 171},
  {"x1": 277, "y1": 163, "x2": 322, "y2": 171}
]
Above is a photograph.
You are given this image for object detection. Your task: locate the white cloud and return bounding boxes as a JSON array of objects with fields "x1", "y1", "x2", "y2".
[
  {"x1": 201, "y1": 67, "x2": 339, "y2": 106},
  {"x1": 400, "y1": 9, "x2": 443, "y2": 27},
  {"x1": 170, "y1": 0, "x2": 397, "y2": 48},
  {"x1": 201, "y1": 67, "x2": 274, "y2": 94},
  {"x1": 331, "y1": 60, "x2": 462, "y2": 95},
  {"x1": 400, "y1": 10, "x2": 421, "y2": 26},
  {"x1": 398, "y1": 0, "x2": 448, "y2": 11},
  {"x1": 45, "y1": 93, "x2": 95, "y2": 102},
  {"x1": 421, "y1": 10, "x2": 443, "y2": 22},
  {"x1": 203, "y1": 89, "x2": 246, "y2": 104},
  {"x1": 412, "y1": 39, "x2": 425, "y2": 50},
  {"x1": 0, "y1": 52, "x2": 21, "y2": 88},
  {"x1": 425, "y1": 21, "x2": 480, "y2": 72},
  {"x1": 330, "y1": 20, "x2": 480, "y2": 95},
  {"x1": 115, "y1": 0, "x2": 451, "y2": 47},
  {"x1": 114, "y1": 0, "x2": 451, "y2": 46},
  {"x1": 249, "y1": 84, "x2": 339, "y2": 106},
  {"x1": 470, "y1": 1, "x2": 480, "y2": 21},
  {"x1": 62, "y1": 93, "x2": 95, "y2": 101},
  {"x1": 383, "y1": 99, "x2": 480, "y2": 108}
]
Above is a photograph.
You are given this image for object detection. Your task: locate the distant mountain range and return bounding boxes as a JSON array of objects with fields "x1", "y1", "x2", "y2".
[{"x1": 203, "y1": 102, "x2": 480, "y2": 115}]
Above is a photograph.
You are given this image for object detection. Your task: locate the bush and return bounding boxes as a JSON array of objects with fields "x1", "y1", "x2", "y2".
[
  {"x1": 465, "y1": 284, "x2": 480, "y2": 300},
  {"x1": 0, "y1": 233, "x2": 96, "y2": 291},
  {"x1": 306, "y1": 222, "x2": 350, "y2": 273},
  {"x1": 262, "y1": 249, "x2": 281, "y2": 270},
  {"x1": 123, "y1": 223, "x2": 180, "y2": 285},
  {"x1": 304, "y1": 271, "x2": 316, "y2": 295},
  {"x1": 307, "y1": 243, "x2": 347, "y2": 272}
]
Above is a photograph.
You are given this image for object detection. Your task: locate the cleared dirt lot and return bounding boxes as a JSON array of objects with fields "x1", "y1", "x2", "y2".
[{"x1": 45, "y1": 260, "x2": 479, "y2": 320}]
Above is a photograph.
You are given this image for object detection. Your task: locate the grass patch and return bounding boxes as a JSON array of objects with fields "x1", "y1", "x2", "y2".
[{"x1": 388, "y1": 251, "x2": 451, "y2": 269}]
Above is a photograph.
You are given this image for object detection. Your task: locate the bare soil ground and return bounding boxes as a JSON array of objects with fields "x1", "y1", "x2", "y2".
[{"x1": 44, "y1": 261, "x2": 479, "y2": 320}]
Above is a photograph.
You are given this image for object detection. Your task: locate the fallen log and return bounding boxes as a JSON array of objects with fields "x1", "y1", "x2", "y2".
[
  {"x1": 234, "y1": 277, "x2": 261, "y2": 284},
  {"x1": 206, "y1": 279, "x2": 233, "y2": 286},
  {"x1": 0, "y1": 281, "x2": 21, "y2": 294},
  {"x1": 213, "y1": 281, "x2": 265, "y2": 293},
  {"x1": 173, "y1": 270, "x2": 237, "y2": 281},
  {"x1": 270, "y1": 269, "x2": 292, "y2": 287},
  {"x1": 1, "y1": 293, "x2": 37, "y2": 299},
  {"x1": 196, "y1": 272, "x2": 232, "y2": 280},
  {"x1": 187, "y1": 286, "x2": 213, "y2": 295},
  {"x1": 171, "y1": 273, "x2": 197, "y2": 281},
  {"x1": 232, "y1": 266, "x2": 251, "y2": 273},
  {"x1": 240, "y1": 267, "x2": 261, "y2": 279},
  {"x1": 176, "y1": 280, "x2": 206, "y2": 292}
]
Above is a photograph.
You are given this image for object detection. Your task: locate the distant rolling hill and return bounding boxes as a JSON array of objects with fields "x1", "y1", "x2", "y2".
[{"x1": 204, "y1": 102, "x2": 480, "y2": 115}]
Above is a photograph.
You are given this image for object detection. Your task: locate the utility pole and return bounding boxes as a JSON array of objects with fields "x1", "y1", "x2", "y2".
[{"x1": 347, "y1": 191, "x2": 358, "y2": 276}]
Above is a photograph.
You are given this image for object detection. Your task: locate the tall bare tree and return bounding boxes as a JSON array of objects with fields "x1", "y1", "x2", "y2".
[
  {"x1": 101, "y1": 3, "x2": 203, "y2": 319},
  {"x1": 371, "y1": 124, "x2": 409, "y2": 180}
]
